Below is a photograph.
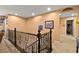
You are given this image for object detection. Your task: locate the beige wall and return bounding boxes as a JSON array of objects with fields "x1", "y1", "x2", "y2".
[
  {"x1": 8, "y1": 16, "x2": 28, "y2": 32},
  {"x1": 8, "y1": 5, "x2": 79, "y2": 42},
  {"x1": 8, "y1": 11, "x2": 60, "y2": 41},
  {"x1": 60, "y1": 18, "x2": 66, "y2": 35}
]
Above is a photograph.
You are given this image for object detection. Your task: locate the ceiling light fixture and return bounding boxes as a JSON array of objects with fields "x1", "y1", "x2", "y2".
[
  {"x1": 14, "y1": 13, "x2": 18, "y2": 16},
  {"x1": 47, "y1": 7, "x2": 51, "y2": 11},
  {"x1": 71, "y1": 13, "x2": 75, "y2": 16},
  {"x1": 32, "y1": 13, "x2": 35, "y2": 16},
  {"x1": 59, "y1": 14, "x2": 61, "y2": 15}
]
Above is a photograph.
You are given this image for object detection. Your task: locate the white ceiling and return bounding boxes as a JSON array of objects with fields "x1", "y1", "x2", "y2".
[{"x1": 0, "y1": 5, "x2": 73, "y2": 17}]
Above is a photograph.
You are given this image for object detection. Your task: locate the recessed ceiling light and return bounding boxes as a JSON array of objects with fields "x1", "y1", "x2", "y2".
[
  {"x1": 14, "y1": 13, "x2": 18, "y2": 16},
  {"x1": 47, "y1": 7, "x2": 51, "y2": 11},
  {"x1": 71, "y1": 13, "x2": 75, "y2": 16},
  {"x1": 59, "y1": 14, "x2": 61, "y2": 15},
  {"x1": 32, "y1": 13, "x2": 35, "y2": 16}
]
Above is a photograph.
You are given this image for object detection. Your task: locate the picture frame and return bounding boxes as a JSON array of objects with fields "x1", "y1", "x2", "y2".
[
  {"x1": 38, "y1": 25, "x2": 43, "y2": 31},
  {"x1": 45, "y1": 20, "x2": 54, "y2": 29}
]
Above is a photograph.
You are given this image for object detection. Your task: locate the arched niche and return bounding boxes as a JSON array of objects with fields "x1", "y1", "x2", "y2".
[
  {"x1": 60, "y1": 7, "x2": 77, "y2": 18},
  {"x1": 59, "y1": 7, "x2": 77, "y2": 37}
]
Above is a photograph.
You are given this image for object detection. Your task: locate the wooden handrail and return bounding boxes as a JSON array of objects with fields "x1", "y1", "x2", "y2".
[{"x1": 41, "y1": 32, "x2": 49, "y2": 38}]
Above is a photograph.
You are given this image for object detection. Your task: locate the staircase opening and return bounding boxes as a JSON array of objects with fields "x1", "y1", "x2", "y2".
[{"x1": 8, "y1": 28, "x2": 52, "y2": 53}]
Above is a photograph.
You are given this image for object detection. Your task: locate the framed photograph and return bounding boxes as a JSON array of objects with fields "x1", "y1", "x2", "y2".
[
  {"x1": 45, "y1": 20, "x2": 54, "y2": 29},
  {"x1": 38, "y1": 25, "x2": 43, "y2": 31}
]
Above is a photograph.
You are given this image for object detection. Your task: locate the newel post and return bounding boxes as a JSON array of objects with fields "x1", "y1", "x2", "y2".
[
  {"x1": 14, "y1": 28, "x2": 16, "y2": 47},
  {"x1": 37, "y1": 25, "x2": 43, "y2": 53},
  {"x1": 49, "y1": 29, "x2": 52, "y2": 52},
  {"x1": 37, "y1": 30, "x2": 41, "y2": 53}
]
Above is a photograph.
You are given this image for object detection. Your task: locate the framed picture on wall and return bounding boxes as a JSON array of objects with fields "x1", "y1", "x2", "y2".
[
  {"x1": 38, "y1": 25, "x2": 43, "y2": 31},
  {"x1": 45, "y1": 20, "x2": 54, "y2": 29}
]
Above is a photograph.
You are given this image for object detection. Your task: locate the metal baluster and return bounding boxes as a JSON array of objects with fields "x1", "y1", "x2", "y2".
[
  {"x1": 36, "y1": 38, "x2": 37, "y2": 53},
  {"x1": 37, "y1": 30, "x2": 41, "y2": 53},
  {"x1": 32, "y1": 46, "x2": 33, "y2": 53},
  {"x1": 49, "y1": 29, "x2": 52, "y2": 53},
  {"x1": 76, "y1": 39, "x2": 78, "y2": 53},
  {"x1": 14, "y1": 28, "x2": 16, "y2": 47}
]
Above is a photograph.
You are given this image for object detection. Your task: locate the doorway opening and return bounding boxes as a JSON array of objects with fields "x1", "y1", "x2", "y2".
[
  {"x1": 0, "y1": 16, "x2": 5, "y2": 32},
  {"x1": 66, "y1": 20, "x2": 73, "y2": 35}
]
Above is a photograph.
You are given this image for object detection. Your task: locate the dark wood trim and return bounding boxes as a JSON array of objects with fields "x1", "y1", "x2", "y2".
[{"x1": 14, "y1": 28, "x2": 16, "y2": 47}]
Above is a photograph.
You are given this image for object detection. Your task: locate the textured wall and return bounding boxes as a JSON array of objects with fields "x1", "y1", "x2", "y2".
[{"x1": 8, "y1": 11, "x2": 60, "y2": 42}]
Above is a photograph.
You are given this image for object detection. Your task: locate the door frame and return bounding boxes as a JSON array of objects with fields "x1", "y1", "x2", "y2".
[{"x1": 65, "y1": 17, "x2": 76, "y2": 37}]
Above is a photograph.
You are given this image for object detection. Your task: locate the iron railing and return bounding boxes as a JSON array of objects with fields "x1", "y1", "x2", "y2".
[
  {"x1": 40, "y1": 32, "x2": 50, "y2": 53},
  {"x1": 25, "y1": 32, "x2": 50, "y2": 53},
  {"x1": 76, "y1": 38, "x2": 79, "y2": 53},
  {"x1": 8, "y1": 29, "x2": 15, "y2": 45},
  {"x1": 25, "y1": 40, "x2": 38, "y2": 53},
  {"x1": 8, "y1": 28, "x2": 52, "y2": 53},
  {"x1": 16, "y1": 31, "x2": 37, "y2": 52}
]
